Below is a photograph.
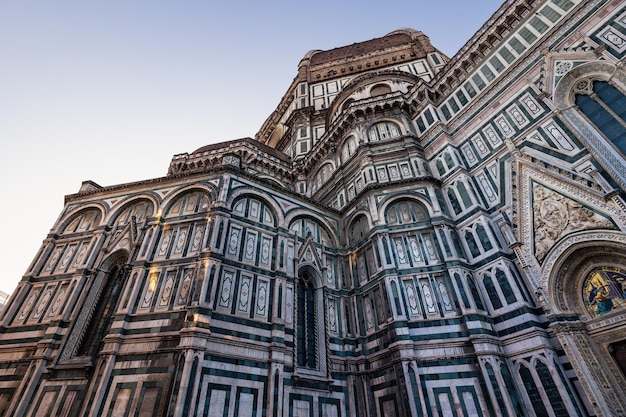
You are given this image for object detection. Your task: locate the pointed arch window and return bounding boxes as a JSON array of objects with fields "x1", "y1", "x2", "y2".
[
  {"x1": 476, "y1": 224, "x2": 493, "y2": 252},
  {"x1": 483, "y1": 274, "x2": 503, "y2": 310},
  {"x1": 467, "y1": 275, "x2": 485, "y2": 311},
  {"x1": 349, "y1": 215, "x2": 369, "y2": 246},
  {"x1": 495, "y1": 269, "x2": 517, "y2": 305},
  {"x1": 296, "y1": 272, "x2": 317, "y2": 369},
  {"x1": 464, "y1": 230, "x2": 481, "y2": 258},
  {"x1": 341, "y1": 136, "x2": 357, "y2": 163}
]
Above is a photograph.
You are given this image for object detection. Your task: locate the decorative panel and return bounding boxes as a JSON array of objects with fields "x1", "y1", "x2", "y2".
[
  {"x1": 189, "y1": 223, "x2": 205, "y2": 254},
  {"x1": 400, "y1": 162, "x2": 412, "y2": 178},
  {"x1": 482, "y1": 125, "x2": 502, "y2": 146},
  {"x1": 243, "y1": 230, "x2": 258, "y2": 263},
  {"x1": 255, "y1": 279, "x2": 269, "y2": 318},
  {"x1": 404, "y1": 279, "x2": 421, "y2": 317},
  {"x1": 285, "y1": 285, "x2": 294, "y2": 324},
  {"x1": 542, "y1": 121, "x2": 576, "y2": 152},
  {"x1": 158, "y1": 270, "x2": 177, "y2": 309},
  {"x1": 477, "y1": 172, "x2": 498, "y2": 204},
  {"x1": 494, "y1": 115, "x2": 515, "y2": 138},
  {"x1": 408, "y1": 235, "x2": 424, "y2": 265},
  {"x1": 472, "y1": 134, "x2": 490, "y2": 157},
  {"x1": 259, "y1": 236, "x2": 272, "y2": 267},
  {"x1": 422, "y1": 234, "x2": 439, "y2": 262},
  {"x1": 177, "y1": 268, "x2": 194, "y2": 306},
  {"x1": 237, "y1": 274, "x2": 252, "y2": 313},
  {"x1": 47, "y1": 282, "x2": 68, "y2": 318},
  {"x1": 172, "y1": 226, "x2": 189, "y2": 255},
  {"x1": 520, "y1": 92, "x2": 542, "y2": 116},
  {"x1": 16, "y1": 288, "x2": 40, "y2": 323},
  {"x1": 56, "y1": 244, "x2": 77, "y2": 273},
  {"x1": 219, "y1": 270, "x2": 235, "y2": 309},
  {"x1": 420, "y1": 278, "x2": 437, "y2": 314},
  {"x1": 71, "y1": 239, "x2": 92, "y2": 269},
  {"x1": 227, "y1": 225, "x2": 242, "y2": 257},
  {"x1": 30, "y1": 286, "x2": 52, "y2": 321},
  {"x1": 141, "y1": 272, "x2": 159, "y2": 309},
  {"x1": 507, "y1": 104, "x2": 529, "y2": 128},
  {"x1": 393, "y1": 238, "x2": 409, "y2": 266},
  {"x1": 44, "y1": 246, "x2": 64, "y2": 274},
  {"x1": 364, "y1": 296, "x2": 375, "y2": 330},
  {"x1": 328, "y1": 296, "x2": 338, "y2": 333},
  {"x1": 437, "y1": 277, "x2": 453, "y2": 312},
  {"x1": 287, "y1": 242, "x2": 295, "y2": 275},
  {"x1": 462, "y1": 143, "x2": 478, "y2": 166},
  {"x1": 156, "y1": 230, "x2": 173, "y2": 259}
]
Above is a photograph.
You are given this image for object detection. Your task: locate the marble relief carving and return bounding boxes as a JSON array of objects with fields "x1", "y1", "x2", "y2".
[{"x1": 533, "y1": 183, "x2": 615, "y2": 261}]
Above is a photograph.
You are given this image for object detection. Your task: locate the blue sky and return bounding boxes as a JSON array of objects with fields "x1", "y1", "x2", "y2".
[{"x1": 0, "y1": 1, "x2": 503, "y2": 294}]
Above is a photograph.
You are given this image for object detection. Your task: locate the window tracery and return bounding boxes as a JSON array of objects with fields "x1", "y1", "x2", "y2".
[
  {"x1": 575, "y1": 80, "x2": 626, "y2": 157},
  {"x1": 367, "y1": 121, "x2": 401, "y2": 142}
]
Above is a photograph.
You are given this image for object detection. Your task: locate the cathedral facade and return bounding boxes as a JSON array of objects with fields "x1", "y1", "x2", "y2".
[{"x1": 2, "y1": 0, "x2": 626, "y2": 416}]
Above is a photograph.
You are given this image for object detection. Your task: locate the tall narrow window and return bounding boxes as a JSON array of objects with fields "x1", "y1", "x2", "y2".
[
  {"x1": 465, "y1": 230, "x2": 481, "y2": 258},
  {"x1": 496, "y1": 269, "x2": 517, "y2": 304},
  {"x1": 484, "y1": 275, "x2": 503, "y2": 310},
  {"x1": 77, "y1": 259, "x2": 127, "y2": 357},
  {"x1": 576, "y1": 81, "x2": 626, "y2": 157},
  {"x1": 467, "y1": 276, "x2": 485, "y2": 311},
  {"x1": 297, "y1": 272, "x2": 317, "y2": 369}
]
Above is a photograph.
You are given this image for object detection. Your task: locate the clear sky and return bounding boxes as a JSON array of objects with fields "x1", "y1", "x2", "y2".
[{"x1": 0, "y1": 0, "x2": 503, "y2": 294}]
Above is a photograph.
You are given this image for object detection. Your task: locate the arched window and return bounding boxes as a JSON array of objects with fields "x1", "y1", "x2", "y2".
[
  {"x1": 457, "y1": 182, "x2": 473, "y2": 208},
  {"x1": 447, "y1": 188, "x2": 462, "y2": 215},
  {"x1": 349, "y1": 215, "x2": 369, "y2": 246},
  {"x1": 367, "y1": 121, "x2": 401, "y2": 142},
  {"x1": 501, "y1": 364, "x2": 525, "y2": 417},
  {"x1": 454, "y1": 273, "x2": 470, "y2": 309},
  {"x1": 464, "y1": 230, "x2": 481, "y2": 258},
  {"x1": 554, "y1": 63, "x2": 626, "y2": 188},
  {"x1": 312, "y1": 163, "x2": 334, "y2": 193},
  {"x1": 467, "y1": 275, "x2": 485, "y2": 311},
  {"x1": 476, "y1": 224, "x2": 493, "y2": 252},
  {"x1": 575, "y1": 80, "x2": 626, "y2": 157},
  {"x1": 297, "y1": 271, "x2": 317, "y2": 369},
  {"x1": 385, "y1": 199, "x2": 429, "y2": 225},
  {"x1": 535, "y1": 361, "x2": 569, "y2": 416},
  {"x1": 436, "y1": 160, "x2": 446, "y2": 176},
  {"x1": 232, "y1": 196, "x2": 276, "y2": 226},
  {"x1": 113, "y1": 200, "x2": 153, "y2": 226},
  {"x1": 451, "y1": 231, "x2": 466, "y2": 260},
  {"x1": 290, "y1": 217, "x2": 334, "y2": 248},
  {"x1": 483, "y1": 274, "x2": 503, "y2": 310},
  {"x1": 485, "y1": 362, "x2": 509, "y2": 416},
  {"x1": 341, "y1": 136, "x2": 357, "y2": 163},
  {"x1": 62, "y1": 208, "x2": 102, "y2": 234},
  {"x1": 495, "y1": 269, "x2": 517, "y2": 305},
  {"x1": 167, "y1": 190, "x2": 211, "y2": 217},
  {"x1": 519, "y1": 364, "x2": 546, "y2": 417},
  {"x1": 444, "y1": 152, "x2": 454, "y2": 169}
]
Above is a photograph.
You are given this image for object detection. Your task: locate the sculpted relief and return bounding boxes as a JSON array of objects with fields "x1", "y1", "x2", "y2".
[{"x1": 532, "y1": 183, "x2": 615, "y2": 261}]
